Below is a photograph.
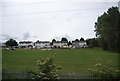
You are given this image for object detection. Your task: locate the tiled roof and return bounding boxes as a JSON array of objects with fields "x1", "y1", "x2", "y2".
[
  {"x1": 72, "y1": 40, "x2": 86, "y2": 43},
  {"x1": 19, "y1": 41, "x2": 32, "y2": 44},
  {"x1": 53, "y1": 41, "x2": 67, "y2": 43},
  {"x1": 35, "y1": 41, "x2": 49, "y2": 43}
]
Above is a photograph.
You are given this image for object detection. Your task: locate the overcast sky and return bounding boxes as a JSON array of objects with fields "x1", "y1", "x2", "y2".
[{"x1": 1, "y1": 0, "x2": 119, "y2": 42}]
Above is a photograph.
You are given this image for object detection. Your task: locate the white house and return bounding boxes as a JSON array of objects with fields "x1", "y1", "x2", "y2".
[
  {"x1": 72, "y1": 38, "x2": 87, "y2": 48},
  {"x1": 53, "y1": 41, "x2": 68, "y2": 48},
  {"x1": 0, "y1": 43, "x2": 6, "y2": 47},
  {"x1": 34, "y1": 40, "x2": 50, "y2": 48},
  {"x1": 19, "y1": 41, "x2": 33, "y2": 48},
  {"x1": 72, "y1": 40, "x2": 79, "y2": 48},
  {"x1": 79, "y1": 40, "x2": 87, "y2": 48}
]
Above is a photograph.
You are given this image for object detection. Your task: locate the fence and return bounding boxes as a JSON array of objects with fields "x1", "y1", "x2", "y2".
[
  {"x1": 2, "y1": 71, "x2": 93, "y2": 79},
  {"x1": 58, "y1": 73, "x2": 92, "y2": 79}
]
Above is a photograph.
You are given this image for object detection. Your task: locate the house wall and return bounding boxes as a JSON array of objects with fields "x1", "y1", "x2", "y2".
[
  {"x1": 53, "y1": 43, "x2": 62, "y2": 47},
  {"x1": 79, "y1": 42, "x2": 87, "y2": 48},
  {"x1": 53, "y1": 42, "x2": 67, "y2": 48},
  {"x1": 72, "y1": 42, "x2": 79, "y2": 48},
  {"x1": 19, "y1": 43, "x2": 33, "y2": 48},
  {"x1": 72, "y1": 41, "x2": 87, "y2": 48},
  {"x1": 79, "y1": 42, "x2": 87, "y2": 46},
  {"x1": 34, "y1": 43, "x2": 50, "y2": 48}
]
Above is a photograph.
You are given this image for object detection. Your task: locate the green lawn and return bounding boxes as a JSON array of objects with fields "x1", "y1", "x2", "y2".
[{"x1": 2, "y1": 48, "x2": 118, "y2": 73}]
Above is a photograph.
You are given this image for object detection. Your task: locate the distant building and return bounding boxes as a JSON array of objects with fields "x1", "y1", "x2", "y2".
[
  {"x1": 34, "y1": 40, "x2": 50, "y2": 48},
  {"x1": 19, "y1": 41, "x2": 33, "y2": 48},
  {"x1": 53, "y1": 41, "x2": 68, "y2": 48},
  {"x1": 72, "y1": 38, "x2": 87, "y2": 48},
  {"x1": 72, "y1": 40, "x2": 79, "y2": 48},
  {"x1": 79, "y1": 40, "x2": 87, "y2": 48},
  {"x1": 0, "y1": 43, "x2": 6, "y2": 47}
]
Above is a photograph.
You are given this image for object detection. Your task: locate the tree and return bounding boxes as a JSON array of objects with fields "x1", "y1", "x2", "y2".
[
  {"x1": 94, "y1": 7, "x2": 120, "y2": 52},
  {"x1": 80, "y1": 37, "x2": 84, "y2": 41},
  {"x1": 32, "y1": 55, "x2": 62, "y2": 80},
  {"x1": 61, "y1": 38, "x2": 68, "y2": 43},
  {"x1": 86, "y1": 38, "x2": 100, "y2": 47},
  {"x1": 75, "y1": 39, "x2": 79, "y2": 41},
  {"x1": 5, "y1": 39, "x2": 18, "y2": 47},
  {"x1": 51, "y1": 39, "x2": 56, "y2": 45},
  {"x1": 68, "y1": 41, "x2": 72, "y2": 46}
]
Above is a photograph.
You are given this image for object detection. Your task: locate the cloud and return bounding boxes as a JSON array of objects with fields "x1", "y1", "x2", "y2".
[
  {"x1": 2, "y1": 0, "x2": 119, "y2": 3},
  {"x1": 33, "y1": 35, "x2": 38, "y2": 38},
  {"x1": 66, "y1": 18, "x2": 72, "y2": 21},
  {"x1": 2, "y1": 34, "x2": 18, "y2": 41},
  {"x1": 23, "y1": 31, "x2": 31, "y2": 40}
]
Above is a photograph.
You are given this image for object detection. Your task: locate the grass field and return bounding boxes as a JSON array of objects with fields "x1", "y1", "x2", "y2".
[{"x1": 2, "y1": 48, "x2": 118, "y2": 73}]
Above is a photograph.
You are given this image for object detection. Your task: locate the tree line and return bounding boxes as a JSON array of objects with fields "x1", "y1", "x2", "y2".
[{"x1": 93, "y1": 6, "x2": 120, "y2": 53}]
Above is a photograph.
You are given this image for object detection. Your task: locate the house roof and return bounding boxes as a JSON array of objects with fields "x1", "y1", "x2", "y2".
[
  {"x1": 72, "y1": 41, "x2": 79, "y2": 43},
  {"x1": 53, "y1": 41, "x2": 67, "y2": 43},
  {"x1": 19, "y1": 41, "x2": 33, "y2": 44},
  {"x1": 35, "y1": 40, "x2": 49, "y2": 43},
  {"x1": 72, "y1": 40, "x2": 86, "y2": 43}
]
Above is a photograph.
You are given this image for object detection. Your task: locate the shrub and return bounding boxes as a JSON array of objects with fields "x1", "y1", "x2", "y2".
[
  {"x1": 32, "y1": 55, "x2": 62, "y2": 80},
  {"x1": 88, "y1": 63, "x2": 120, "y2": 81}
]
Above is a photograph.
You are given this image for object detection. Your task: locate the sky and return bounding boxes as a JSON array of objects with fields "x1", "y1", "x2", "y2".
[{"x1": 1, "y1": 0, "x2": 119, "y2": 42}]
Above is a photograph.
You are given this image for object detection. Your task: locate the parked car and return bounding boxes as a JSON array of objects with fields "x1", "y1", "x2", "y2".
[
  {"x1": 4, "y1": 48, "x2": 10, "y2": 50},
  {"x1": 11, "y1": 48, "x2": 15, "y2": 50}
]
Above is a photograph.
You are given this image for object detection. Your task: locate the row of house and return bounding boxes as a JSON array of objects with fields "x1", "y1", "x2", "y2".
[
  {"x1": 19, "y1": 40, "x2": 50, "y2": 48},
  {"x1": 18, "y1": 38, "x2": 87, "y2": 49}
]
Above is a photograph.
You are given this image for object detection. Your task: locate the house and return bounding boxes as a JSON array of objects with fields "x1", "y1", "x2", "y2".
[
  {"x1": 79, "y1": 40, "x2": 87, "y2": 48},
  {"x1": 19, "y1": 41, "x2": 33, "y2": 48},
  {"x1": 60, "y1": 41, "x2": 68, "y2": 48},
  {"x1": 34, "y1": 40, "x2": 50, "y2": 48},
  {"x1": 72, "y1": 38, "x2": 87, "y2": 48},
  {"x1": 53, "y1": 41, "x2": 68, "y2": 48},
  {"x1": 72, "y1": 39, "x2": 79, "y2": 48},
  {"x1": 0, "y1": 43, "x2": 6, "y2": 47}
]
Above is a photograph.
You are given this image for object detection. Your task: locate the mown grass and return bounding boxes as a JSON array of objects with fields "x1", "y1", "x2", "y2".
[{"x1": 2, "y1": 48, "x2": 118, "y2": 73}]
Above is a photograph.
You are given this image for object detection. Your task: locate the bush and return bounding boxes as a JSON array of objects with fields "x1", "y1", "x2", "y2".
[
  {"x1": 32, "y1": 55, "x2": 62, "y2": 80},
  {"x1": 88, "y1": 63, "x2": 120, "y2": 81}
]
